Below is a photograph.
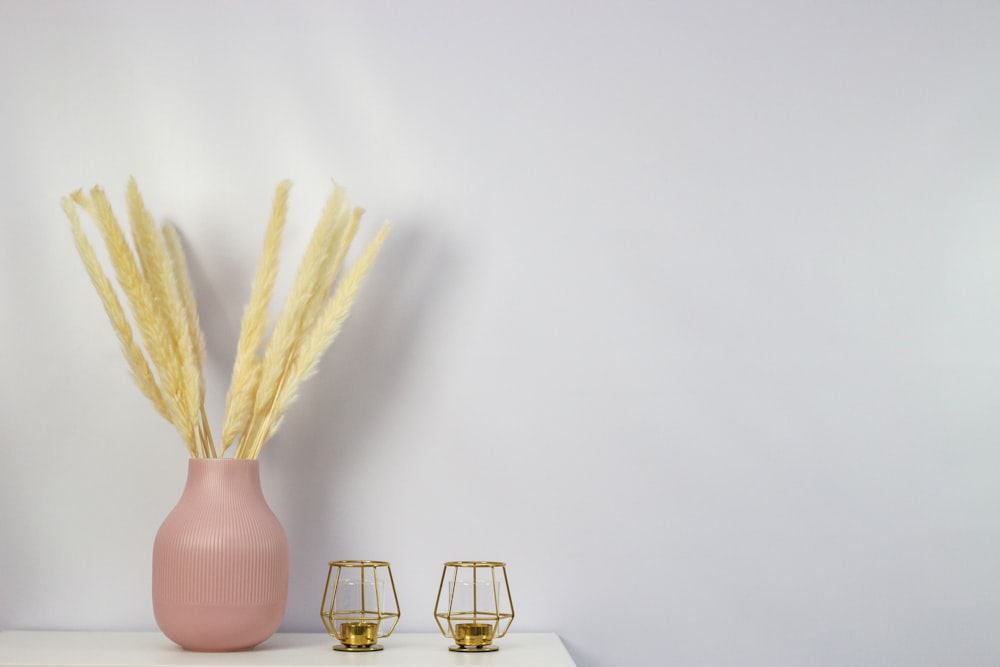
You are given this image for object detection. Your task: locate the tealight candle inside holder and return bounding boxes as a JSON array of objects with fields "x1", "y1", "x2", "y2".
[
  {"x1": 455, "y1": 622, "x2": 495, "y2": 647},
  {"x1": 340, "y1": 621, "x2": 379, "y2": 648}
]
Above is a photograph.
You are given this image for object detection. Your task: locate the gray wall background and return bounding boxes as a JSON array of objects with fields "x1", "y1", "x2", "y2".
[{"x1": 2, "y1": 2, "x2": 1000, "y2": 665}]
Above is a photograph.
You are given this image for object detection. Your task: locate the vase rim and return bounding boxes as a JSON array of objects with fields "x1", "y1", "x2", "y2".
[{"x1": 186, "y1": 458, "x2": 261, "y2": 472}]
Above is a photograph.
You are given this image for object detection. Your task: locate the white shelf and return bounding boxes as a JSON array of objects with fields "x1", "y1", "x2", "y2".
[{"x1": 0, "y1": 632, "x2": 576, "y2": 667}]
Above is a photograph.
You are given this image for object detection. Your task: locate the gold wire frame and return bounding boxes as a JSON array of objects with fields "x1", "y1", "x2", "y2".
[
  {"x1": 320, "y1": 560, "x2": 400, "y2": 649},
  {"x1": 433, "y1": 561, "x2": 514, "y2": 645}
]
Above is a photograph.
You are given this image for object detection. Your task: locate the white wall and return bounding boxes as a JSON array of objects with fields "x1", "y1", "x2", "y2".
[{"x1": 2, "y1": 1, "x2": 1000, "y2": 665}]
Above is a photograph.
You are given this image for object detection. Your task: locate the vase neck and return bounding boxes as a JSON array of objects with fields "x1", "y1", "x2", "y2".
[{"x1": 183, "y1": 459, "x2": 264, "y2": 501}]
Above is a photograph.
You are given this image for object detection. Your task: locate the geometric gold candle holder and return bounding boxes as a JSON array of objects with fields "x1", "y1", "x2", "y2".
[
  {"x1": 320, "y1": 560, "x2": 400, "y2": 652},
  {"x1": 433, "y1": 561, "x2": 514, "y2": 652}
]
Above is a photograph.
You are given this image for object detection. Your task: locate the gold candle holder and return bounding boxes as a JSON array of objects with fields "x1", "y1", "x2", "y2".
[
  {"x1": 434, "y1": 561, "x2": 514, "y2": 652},
  {"x1": 320, "y1": 560, "x2": 400, "y2": 652}
]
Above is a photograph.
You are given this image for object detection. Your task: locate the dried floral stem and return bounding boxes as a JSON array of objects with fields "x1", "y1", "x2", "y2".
[
  {"x1": 298, "y1": 194, "x2": 354, "y2": 335},
  {"x1": 247, "y1": 222, "x2": 390, "y2": 458},
  {"x1": 65, "y1": 179, "x2": 387, "y2": 459},
  {"x1": 221, "y1": 181, "x2": 291, "y2": 454},
  {"x1": 251, "y1": 198, "x2": 356, "y2": 450},
  {"x1": 125, "y1": 181, "x2": 203, "y2": 454},
  {"x1": 162, "y1": 224, "x2": 206, "y2": 387},
  {"x1": 63, "y1": 198, "x2": 177, "y2": 432},
  {"x1": 70, "y1": 187, "x2": 198, "y2": 453},
  {"x1": 236, "y1": 185, "x2": 347, "y2": 458},
  {"x1": 163, "y1": 223, "x2": 216, "y2": 457}
]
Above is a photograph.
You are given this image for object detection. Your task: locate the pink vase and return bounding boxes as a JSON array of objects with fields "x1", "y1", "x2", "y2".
[{"x1": 152, "y1": 459, "x2": 289, "y2": 651}]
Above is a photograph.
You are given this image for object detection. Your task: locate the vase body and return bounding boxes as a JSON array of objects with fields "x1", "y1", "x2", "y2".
[{"x1": 152, "y1": 459, "x2": 288, "y2": 651}]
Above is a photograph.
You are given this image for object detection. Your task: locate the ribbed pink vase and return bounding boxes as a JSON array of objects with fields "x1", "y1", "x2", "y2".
[{"x1": 152, "y1": 459, "x2": 289, "y2": 651}]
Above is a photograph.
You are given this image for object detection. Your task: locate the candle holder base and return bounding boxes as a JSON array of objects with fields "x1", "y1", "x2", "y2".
[
  {"x1": 450, "y1": 644, "x2": 500, "y2": 653},
  {"x1": 334, "y1": 644, "x2": 384, "y2": 652}
]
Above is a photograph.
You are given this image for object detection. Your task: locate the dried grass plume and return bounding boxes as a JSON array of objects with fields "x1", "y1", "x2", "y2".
[{"x1": 63, "y1": 179, "x2": 389, "y2": 459}]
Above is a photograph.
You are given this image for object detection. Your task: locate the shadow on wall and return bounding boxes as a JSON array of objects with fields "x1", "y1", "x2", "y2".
[
  {"x1": 265, "y1": 222, "x2": 456, "y2": 627},
  {"x1": 171, "y1": 217, "x2": 457, "y2": 627},
  {"x1": 177, "y1": 219, "x2": 454, "y2": 462}
]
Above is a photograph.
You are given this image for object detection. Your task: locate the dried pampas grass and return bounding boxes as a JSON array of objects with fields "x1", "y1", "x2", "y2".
[
  {"x1": 64, "y1": 179, "x2": 389, "y2": 459},
  {"x1": 221, "y1": 181, "x2": 290, "y2": 455}
]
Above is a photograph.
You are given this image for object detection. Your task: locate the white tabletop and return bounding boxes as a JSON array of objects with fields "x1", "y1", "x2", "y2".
[{"x1": 0, "y1": 632, "x2": 576, "y2": 667}]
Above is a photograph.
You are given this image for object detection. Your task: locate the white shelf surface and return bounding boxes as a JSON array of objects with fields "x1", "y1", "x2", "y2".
[{"x1": 0, "y1": 632, "x2": 576, "y2": 667}]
